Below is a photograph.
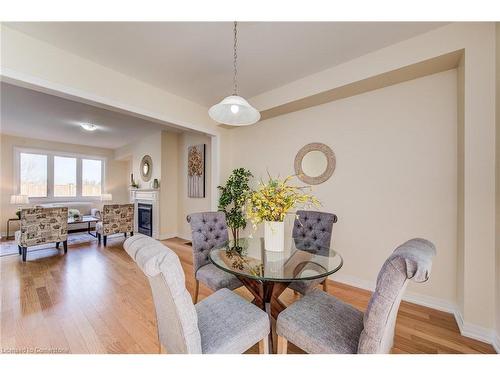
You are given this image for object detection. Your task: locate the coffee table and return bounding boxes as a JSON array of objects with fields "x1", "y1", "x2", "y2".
[{"x1": 67, "y1": 215, "x2": 100, "y2": 238}]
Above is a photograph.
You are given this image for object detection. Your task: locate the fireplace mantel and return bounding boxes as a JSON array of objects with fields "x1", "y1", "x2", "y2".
[{"x1": 129, "y1": 189, "x2": 160, "y2": 239}]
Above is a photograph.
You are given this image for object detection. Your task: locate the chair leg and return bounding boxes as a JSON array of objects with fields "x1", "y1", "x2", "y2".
[
  {"x1": 97, "y1": 233, "x2": 101, "y2": 244},
  {"x1": 130, "y1": 231, "x2": 134, "y2": 236},
  {"x1": 194, "y1": 280, "x2": 199, "y2": 304},
  {"x1": 22, "y1": 247, "x2": 27, "y2": 262},
  {"x1": 259, "y1": 337, "x2": 269, "y2": 354},
  {"x1": 322, "y1": 280, "x2": 328, "y2": 292},
  {"x1": 277, "y1": 335, "x2": 288, "y2": 354},
  {"x1": 55, "y1": 242, "x2": 60, "y2": 249},
  {"x1": 124, "y1": 232, "x2": 127, "y2": 238},
  {"x1": 103, "y1": 236, "x2": 107, "y2": 247},
  {"x1": 63, "y1": 240, "x2": 68, "y2": 254},
  {"x1": 18, "y1": 245, "x2": 21, "y2": 255}
]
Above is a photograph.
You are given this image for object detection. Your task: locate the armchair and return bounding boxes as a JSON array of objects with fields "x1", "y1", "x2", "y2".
[
  {"x1": 96, "y1": 204, "x2": 134, "y2": 246},
  {"x1": 15, "y1": 207, "x2": 68, "y2": 262}
]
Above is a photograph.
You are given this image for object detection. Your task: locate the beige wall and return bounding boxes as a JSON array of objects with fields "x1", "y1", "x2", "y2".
[
  {"x1": 231, "y1": 22, "x2": 497, "y2": 341},
  {"x1": 177, "y1": 132, "x2": 212, "y2": 240},
  {"x1": 116, "y1": 130, "x2": 181, "y2": 238},
  {"x1": 115, "y1": 131, "x2": 163, "y2": 188},
  {"x1": 116, "y1": 129, "x2": 210, "y2": 240},
  {"x1": 495, "y1": 22, "x2": 500, "y2": 346},
  {"x1": 160, "y1": 131, "x2": 179, "y2": 238},
  {"x1": 0, "y1": 133, "x2": 130, "y2": 235},
  {"x1": 222, "y1": 70, "x2": 458, "y2": 304}
]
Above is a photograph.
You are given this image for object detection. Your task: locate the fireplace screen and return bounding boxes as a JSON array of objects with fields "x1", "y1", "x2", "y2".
[{"x1": 138, "y1": 203, "x2": 153, "y2": 237}]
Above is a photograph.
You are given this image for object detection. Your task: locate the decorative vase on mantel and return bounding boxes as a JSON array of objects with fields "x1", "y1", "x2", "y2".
[{"x1": 264, "y1": 220, "x2": 285, "y2": 252}]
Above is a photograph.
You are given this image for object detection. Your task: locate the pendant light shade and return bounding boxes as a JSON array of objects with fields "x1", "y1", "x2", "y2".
[
  {"x1": 209, "y1": 95, "x2": 260, "y2": 126},
  {"x1": 209, "y1": 21, "x2": 260, "y2": 126}
]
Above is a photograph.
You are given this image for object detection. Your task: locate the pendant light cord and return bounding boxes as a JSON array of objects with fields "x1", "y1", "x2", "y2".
[{"x1": 233, "y1": 21, "x2": 238, "y2": 95}]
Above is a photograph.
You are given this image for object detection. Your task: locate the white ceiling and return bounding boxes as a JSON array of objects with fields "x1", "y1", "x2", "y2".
[
  {"x1": 0, "y1": 83, "x2": 173, "y2": 149},
  {"x1": 5, "y1": 22, "x2": 447, "y2": 107}
]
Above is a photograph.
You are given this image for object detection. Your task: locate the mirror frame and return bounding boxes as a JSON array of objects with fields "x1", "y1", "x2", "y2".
[
  {"x1": 140, "y1": 155, "x2": 153, "y2": 182},
  {"x1": 294, "y1": 143, "x2": 336, "y2": 185}
]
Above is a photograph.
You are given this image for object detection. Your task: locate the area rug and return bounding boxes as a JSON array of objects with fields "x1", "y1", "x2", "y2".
[{"x1": 0, "y1": 233, "x2": 97, "y2": 257}]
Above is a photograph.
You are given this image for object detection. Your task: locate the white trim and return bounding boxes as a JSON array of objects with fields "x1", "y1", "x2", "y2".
[
  {"x1": 402, "y1": 292, "x2": 459, "y2": 315},
  {"x1": 493, "y1": 333, "x2": 500, "y2": 354},
  {"x1": 158, "y1": 233, "x2": 178, "y2": 241},
  {"x1": 329, "y1": 273, "x2": 497, "y2": 346},
  {"x1": 452, "y1": 309, "x2": 496, "y2": 346}
]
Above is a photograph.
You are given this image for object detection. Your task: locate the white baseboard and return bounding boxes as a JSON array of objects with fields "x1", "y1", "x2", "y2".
[
  {"x1": 453, "y1": 309, "x2": 497, "y2": 349},
  {"x1": 493, "y1": 333, "x2": 500, "y2": 354},
  {"x1": 456, "y1": 311, "x2": 496, "y2": 347},
  {"x1": 331, "y1": 273, "x2": 375, "y2": 292},
  {"x1": 158, "y1": 233, "x2": 178, "y2": 240},
  {"x1": 329, "y1": 273, "x2": 497, "y2": 348}
]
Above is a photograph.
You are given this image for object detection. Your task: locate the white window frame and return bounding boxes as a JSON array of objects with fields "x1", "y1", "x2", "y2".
[{"x1": 13, "y1": 147, "x2": 106, "y2": 203}]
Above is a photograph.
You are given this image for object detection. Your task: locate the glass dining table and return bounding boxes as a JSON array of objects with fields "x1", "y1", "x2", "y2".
[{"x1": 210, "y1": 236, "x2": 343, "y2": 351}]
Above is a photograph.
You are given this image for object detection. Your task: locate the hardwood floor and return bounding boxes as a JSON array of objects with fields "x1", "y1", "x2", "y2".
[{"x1": 0, "y1": 235, "x2": 495, "y2": 354}]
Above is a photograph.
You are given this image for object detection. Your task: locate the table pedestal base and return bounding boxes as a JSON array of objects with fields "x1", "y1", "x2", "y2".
[{"x1": 236, "y1": 276, "x2": 290, "y2": 353}]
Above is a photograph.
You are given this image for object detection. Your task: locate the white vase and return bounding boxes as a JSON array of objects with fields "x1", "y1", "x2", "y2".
[{"x1": 264, "y1": 220, "x2": 285, "y2": 252}]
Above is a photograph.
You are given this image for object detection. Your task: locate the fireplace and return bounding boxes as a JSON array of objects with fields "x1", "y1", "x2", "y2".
[
  {"x1": 137, "y1": 203, "x2": 153, "y2": 237},
  {"x1": 130, "y1": 189, "x2": 159, "y2": 239}
]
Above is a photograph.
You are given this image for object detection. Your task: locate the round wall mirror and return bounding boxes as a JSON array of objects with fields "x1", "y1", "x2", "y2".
[
  {"x1": 140, "y1": 155, "x2": 153, "y2": 182},
  {"x1": 294, "y1": 143, "x2": 335, "y2": 185},
  {"x1": 301, "y1": 150, "x2": 328, "y2": 178}
]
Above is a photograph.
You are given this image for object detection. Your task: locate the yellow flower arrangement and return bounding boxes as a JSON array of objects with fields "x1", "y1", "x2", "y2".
[{"x1": 246, "y1": 174, "x2": 320, "y2": 228}]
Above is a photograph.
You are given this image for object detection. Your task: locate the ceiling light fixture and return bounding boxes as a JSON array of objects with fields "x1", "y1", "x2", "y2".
[
  {"x1": 209, "y1": 22, "x2": 260, "y2": 126},
  {"x1": 80, "y1": 123, "x2": 98, "y2": 131}
]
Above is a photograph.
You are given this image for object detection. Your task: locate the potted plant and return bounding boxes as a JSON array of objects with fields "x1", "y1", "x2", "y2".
[
  {"x1": 246, "y1": 174, "x2": 319, "y2": 252},
  {"x1": 217, "y1": 168, "x2": 253, "y2": 245}
]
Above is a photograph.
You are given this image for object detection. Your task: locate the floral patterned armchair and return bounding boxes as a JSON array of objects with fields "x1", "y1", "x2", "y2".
[
  {"x1": 15, "y1": 207, "x2": 68, "y2": 262},
  {"x1": 96, "y1": 204, "x2": 134, "y2": 246}
]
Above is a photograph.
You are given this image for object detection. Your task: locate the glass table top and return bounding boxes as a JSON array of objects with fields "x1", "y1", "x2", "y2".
[
  {"x1": 209, "y1": 237, "x2": 343, "y2": 282},
  {"x1": 67, "y1": 215, "x2": 100, "y2": 224}
]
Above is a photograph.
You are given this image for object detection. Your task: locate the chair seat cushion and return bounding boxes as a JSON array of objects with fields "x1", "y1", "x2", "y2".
[
  {"x1": 196, "y1": 288, "x2": 270, "y2": 353},
  {"x1": 196, "y1": 263, "x2": 243, "y2": 291},
  {"x1": 277, "y1": 289, "x2": 364, "y2": 354},
  {"x1": 288, "y1": 277, "x2": 326, "y2": 295}
]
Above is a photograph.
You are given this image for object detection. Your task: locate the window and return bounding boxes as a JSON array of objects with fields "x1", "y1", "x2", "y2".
[
  {"x1": 54, "y1": 156, "x2": 77, "y2": 197},
  {"x1": 82, "y1": 159, "x2": 102, "y2": 197},
  {"x1": 16, "y1": 148, "x2": 104, "y2": 200},
  {"x1": 20, "y1": 153, "x2": 48, "y2": 197}
]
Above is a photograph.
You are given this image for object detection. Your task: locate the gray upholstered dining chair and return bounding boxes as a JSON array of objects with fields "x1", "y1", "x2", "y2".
[
  {"x1": 124, "y1": 234, "x2": 270, "y2": 354},
  {"x1": 186, "y1": 212, "x2": 242, "y2": 303},
  {"x1": 276, "y1": 238, "x2": 436, "y2": 354},
  {"x1": 289, "y1": 210, "x2": 338, "y2": 295}
]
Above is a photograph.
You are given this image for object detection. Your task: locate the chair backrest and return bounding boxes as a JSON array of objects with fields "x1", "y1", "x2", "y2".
[
  {"x1": 186, "y1": 212, "x2": 229, "y2": 275},
  {"x1": 19, "y1": 207, "x2": 68, "y2": 247},
  {"x1": 123, "y1": 234, "x2": 202, "y2": 354},
  {"x1": 357, "y1": 238, "x2": 436, "y2": 353},
  {"x1": 101, "y1": 204, "x2": 134, "y2": 235},
  {"x1": 292, "y1": 210, "x2": 337, "y2": 251}
]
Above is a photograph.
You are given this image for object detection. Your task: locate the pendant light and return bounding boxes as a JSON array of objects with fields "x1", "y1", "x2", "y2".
[{"x1": 209, "y1": 22, "x2": 260, "y2": 126}]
